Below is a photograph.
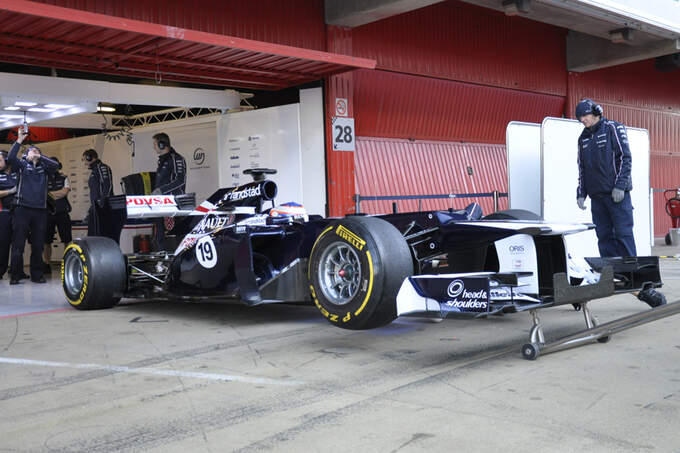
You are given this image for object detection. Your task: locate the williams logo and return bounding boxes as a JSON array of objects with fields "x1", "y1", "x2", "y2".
[
  {"x1": 335, "y1": 225, "x2": 366, "y2": 251},
  {"x1": 193, "y1": 147, "x2": 206, "y2": 166}
]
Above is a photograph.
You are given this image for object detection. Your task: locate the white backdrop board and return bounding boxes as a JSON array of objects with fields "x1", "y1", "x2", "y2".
[
  {"x1": 506, "y1": 122, "x2": 541, "y2": 216},
  {"x1": 217, "y1": 104, "x2": 308, "y2": 213},
  {"x1": 507, "y1": 118, "x2": 652, "y2": 257},
  {"x1": 131, "y1": 117, "x2": 219, "y2": 204},
  {"x1": 541, "y1": 118, "x2": 651, "y2": 257}
]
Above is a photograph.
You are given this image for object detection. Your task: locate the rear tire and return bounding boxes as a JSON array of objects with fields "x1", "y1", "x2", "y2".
[
  {"x1": 308, "y1": 217, "x2": 413, "y2": 330},
  {"x1": 62, "y1": 237, "x2": 126, "y2": 310},
  {"x1": 483, "y1": 209, "x2": 541, "y2": 221}
]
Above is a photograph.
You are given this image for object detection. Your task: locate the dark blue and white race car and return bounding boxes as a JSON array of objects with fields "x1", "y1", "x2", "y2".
[{"x1": 61, "y1": 169, "x2": 674, "y2": 359}]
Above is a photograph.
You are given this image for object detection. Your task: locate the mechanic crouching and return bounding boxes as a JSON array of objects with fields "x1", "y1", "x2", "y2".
[
  {"x1": 575, "y1": 99, "x2": 664, "y2": 307},
  {"x1": 151, "y1": 133, "x2": 186, "y2": 250},
  {"x1": 0, "y1": 150, "x2": 19, "y2": 280},
  {"x1": 7, "y1": 129, "x2": 59, "y2": 284}
]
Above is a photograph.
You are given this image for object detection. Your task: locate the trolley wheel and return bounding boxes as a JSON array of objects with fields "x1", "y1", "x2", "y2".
[
  {"x1": 665, "y1": 233, "x2": 672, "y2": 245},
  {"x1": 521, "y1": 343, "x2": 541, "y2": 360},
  {"x1": 596, "y1": 335, "x2": 611, "y2": 344}
]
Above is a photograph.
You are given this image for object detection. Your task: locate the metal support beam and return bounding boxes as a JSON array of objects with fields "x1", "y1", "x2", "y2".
[
  {"x1": 567, "y1": 31, "x2": 680, "y2": 72},
  {"x1": 325, "y1": 0, "x2": 445, "y2": 27}
]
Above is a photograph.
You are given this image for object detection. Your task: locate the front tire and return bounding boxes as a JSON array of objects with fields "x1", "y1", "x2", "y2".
[
  {"x1": 309, "y1": 217, "x2": 413, "y2": 330},
  {"x1": 62, "y1": 237, "x2": 126, "y2": 310}
]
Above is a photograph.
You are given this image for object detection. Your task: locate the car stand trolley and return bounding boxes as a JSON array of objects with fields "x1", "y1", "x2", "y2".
[{"x1": 521, "y1": 267, "x2": 680, "y2": 359}]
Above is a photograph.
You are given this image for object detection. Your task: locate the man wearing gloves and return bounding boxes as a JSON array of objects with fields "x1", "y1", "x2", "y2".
[{"x1": 575, "y1": 98, "x2": 664, "y2": 307}]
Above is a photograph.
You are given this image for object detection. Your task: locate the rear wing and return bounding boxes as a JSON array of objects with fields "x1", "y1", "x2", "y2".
[
  {"x1": 108, "y1": 194, "x2": 258, "y2": 219},
  {"x1": 108, "y1": 194, "x2": 197, "y2": 218}
]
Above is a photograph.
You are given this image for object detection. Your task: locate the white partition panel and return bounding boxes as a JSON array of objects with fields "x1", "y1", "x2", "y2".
[
  {"x1": 217, "y1": 104, "x2": 304, "y2": 211},
  {"x1": 506, "y1": 121, "x2": 542, "y2": 215},
  {"x1": 541, "y1": 117, "x2": 651, "y2": 257},
  {"x1": 131, "y1": 116, "x2": 219, "y2": 204}
]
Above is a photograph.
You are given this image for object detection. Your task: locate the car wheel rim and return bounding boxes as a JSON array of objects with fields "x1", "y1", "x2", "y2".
[
  {"x1": 64, "y1": 252, "x2": 84, "y2": 295},
  {"x1": 318, "y1": 242, "x2": 362, "y2": 306}
]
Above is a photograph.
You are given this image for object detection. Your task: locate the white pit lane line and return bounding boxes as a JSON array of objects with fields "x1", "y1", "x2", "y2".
[{"x1": 0, "y1": 357, "x2": 303, "y2": 387}]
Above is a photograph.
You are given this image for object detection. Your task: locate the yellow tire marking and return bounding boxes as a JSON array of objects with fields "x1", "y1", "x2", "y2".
[
  {"x1": 308, "y1": 225, "x2": 333, "y2": 280},
  {"x1": 63, "y1": 243, "x2": 88, "y2": 306},
  {"x1": 354, "y1": 250, "x2": 373, "y2": 317}
]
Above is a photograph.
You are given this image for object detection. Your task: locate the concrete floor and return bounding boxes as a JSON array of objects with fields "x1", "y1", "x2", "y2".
[{"x1": 1, "y1": 243, "x2": 679, "y2": 452}]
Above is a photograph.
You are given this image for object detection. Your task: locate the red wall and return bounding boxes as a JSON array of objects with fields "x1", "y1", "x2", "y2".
[
  {"x1": 355, "y1": 138, "x2": 508, "y2": 216},
  {"x1": 352, "y1": 1, "x2": 567, "y2": 96},
  {"x1": 354, "y1": 69, "x2": 565, "y2": 143}
]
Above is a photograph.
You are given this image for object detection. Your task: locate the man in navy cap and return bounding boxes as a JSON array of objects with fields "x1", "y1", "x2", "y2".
[{"x1": 575, "y1": 98, "x2": 664, "y2": 307}]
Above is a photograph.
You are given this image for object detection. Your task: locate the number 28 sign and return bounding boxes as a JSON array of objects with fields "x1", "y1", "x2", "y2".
[{"x1": 332, "y1": 117, "x2": 355, "y2": 151}]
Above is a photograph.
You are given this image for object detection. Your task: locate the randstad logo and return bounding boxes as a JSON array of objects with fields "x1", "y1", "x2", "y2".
[{"x1": 447, "y1": 279, "x2": 464, "y2": 298}]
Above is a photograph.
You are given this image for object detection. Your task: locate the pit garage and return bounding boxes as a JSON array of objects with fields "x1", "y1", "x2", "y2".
[{"x1": 1, "y1": 1, "x2": 680, "y2": 451}]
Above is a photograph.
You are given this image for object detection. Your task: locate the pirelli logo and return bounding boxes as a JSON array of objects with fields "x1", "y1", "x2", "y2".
[{"x1": 335, "y1": 225, "x2": 365, "y2": 251}]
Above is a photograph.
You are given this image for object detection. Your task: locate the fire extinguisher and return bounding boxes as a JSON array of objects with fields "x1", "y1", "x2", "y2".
[{"x1": 664, "y1": 188, "x2": 680, "y2": 245}]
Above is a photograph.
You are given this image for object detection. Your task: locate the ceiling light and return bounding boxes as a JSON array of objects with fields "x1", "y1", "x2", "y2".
[
  {"x1": 0, "y1": 114, "x2": 25, "y2": 119},
  {"x1": 44, "y1": 104, "x2": 75, "y2": 109},
  {"x1": 14, "y1": 101, "x2": 37, "y2": 107},
  {"x1": 28, "y1": 107, "x2": 55, "y2": 112},
  {"x1": 4, "y1": 106, "x2": 20, "y2": 110}
]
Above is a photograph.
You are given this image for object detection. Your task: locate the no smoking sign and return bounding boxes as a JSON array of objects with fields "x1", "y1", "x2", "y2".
[{"x1": 335, "y1": 98, "x2": 348, "y2": 117}]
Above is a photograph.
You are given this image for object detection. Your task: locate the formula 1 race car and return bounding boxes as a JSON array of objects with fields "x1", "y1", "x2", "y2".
[{"x1": 62, "y1": 169, "x2": 678, "y2": 359}]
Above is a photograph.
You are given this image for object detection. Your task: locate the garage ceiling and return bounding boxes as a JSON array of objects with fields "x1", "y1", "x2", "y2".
[{"x1": 0, "y1": 0, "x2": 376, "y2": 90}]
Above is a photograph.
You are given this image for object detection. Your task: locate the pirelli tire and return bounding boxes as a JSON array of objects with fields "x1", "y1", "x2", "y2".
[
  {"x1": 62, "y1": 237, "x2": 126, "y2": 310},
  {"x1": 309, "y1": 216, "x2": 413, "y2": 330}
]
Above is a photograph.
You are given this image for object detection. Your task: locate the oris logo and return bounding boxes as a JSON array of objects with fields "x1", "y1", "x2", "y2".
[
  {"x1": 508, "y1": 245, "x2": 525, "y2": 253},
  {"x1": 447, "y1": 279, "x2": 464, "y2": 298},
  {"x1": 193, "y1": 147, "x2": 206, "y2": 166}
]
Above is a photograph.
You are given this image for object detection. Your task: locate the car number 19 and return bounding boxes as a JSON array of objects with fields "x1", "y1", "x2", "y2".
[{"x1": 196, "y1": 236, "x2": 217, "y2": 268}]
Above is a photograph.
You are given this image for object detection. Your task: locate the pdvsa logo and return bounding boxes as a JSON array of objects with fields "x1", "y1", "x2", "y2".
[
  {"x1": 193, "y1": 147, "x2": 206, "y2": 166},
  {"x1": 447, "y1": 279, "x2": 464, "y2": 298}
]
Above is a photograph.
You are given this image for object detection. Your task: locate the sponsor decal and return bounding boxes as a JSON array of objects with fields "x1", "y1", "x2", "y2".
[
  {"x1": 192, "y1": 215, "x2": 228, "y2": 235},
  {"x1": 414, "y1": 277, "x2": 489, "y2": 313},
  {"x1": 335, "y1": 225, "x2": 366, "y2": 251},
  {"x1": 447, "y1": 279, "x2": 464, "y2": 298},
  {"x1": 126, "y1": 196, "x2": 176, "y2": 206},
  {"x1": 226, "y1": 185, "x2": 261, "y2": 201},
  {"x1": 193, "y1": 147, "x2": 206, "y2": 166},
  {"x1": 508, "y1": 245, "x2": 524, "y2": 254}
]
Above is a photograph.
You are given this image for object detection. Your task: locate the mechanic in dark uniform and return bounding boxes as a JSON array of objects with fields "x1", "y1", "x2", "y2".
[
  {"x1": 7, "y1": 129, "x2": 59, "y2": 284},
  {"x1": 0, "y1": 150, "x2": 19, "y2": 280},
  {"x1": 83, "y1": 148, "x2": 123, "y2": 243},
  {"x1": 575, "y1": 98, "x2": 664, "y2": 307},
  {"x1": 151, "y1": 133, "x2": 186, "y2": 249},
  {"x1": 43, "y1": 156, "x2": 72, "y2": 273}
]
